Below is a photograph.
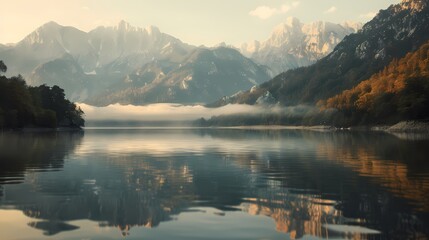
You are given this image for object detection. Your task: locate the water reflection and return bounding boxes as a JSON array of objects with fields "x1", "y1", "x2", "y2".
[
  {"x1": 0, "y1": 132, "x2": 83, "y2": 184},
  {"x1": 313, "y1": 131, "x2": 429, "y2": 212},
  {"x1": 0, "y1": 129, "x2": 428, "y2": 239}
]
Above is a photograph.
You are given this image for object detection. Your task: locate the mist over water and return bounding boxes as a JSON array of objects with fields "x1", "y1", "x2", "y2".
[{"x1": 78, "y1": 103, "x2": 317, "y2": 123}]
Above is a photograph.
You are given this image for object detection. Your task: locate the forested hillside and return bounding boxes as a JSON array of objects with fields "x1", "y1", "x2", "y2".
[
  {"x1": 0, "y1": 61, "x2": 84, "y2": 129},
  {"x1": 320, "y1": 40, "x2": 429, "y2": 125}
]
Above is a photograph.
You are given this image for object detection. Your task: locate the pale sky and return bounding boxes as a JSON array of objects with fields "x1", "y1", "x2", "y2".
[{"x1": 0, "y1": 0, "x2": 400, "y2": 47}]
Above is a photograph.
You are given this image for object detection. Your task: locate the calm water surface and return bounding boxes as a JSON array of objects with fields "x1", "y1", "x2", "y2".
[{"x1": 0, "y1": 128, "x2": 429, "y2": 240}]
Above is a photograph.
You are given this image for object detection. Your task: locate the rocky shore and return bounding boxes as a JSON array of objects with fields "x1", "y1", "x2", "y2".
[{"x1": 372, "y1": 121, "x2": 429, "y2": 133}]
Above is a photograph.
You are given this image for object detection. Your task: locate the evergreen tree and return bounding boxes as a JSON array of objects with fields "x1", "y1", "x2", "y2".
[{"x1": 0, "y1": 61, "x2": 84, "y2": 129}]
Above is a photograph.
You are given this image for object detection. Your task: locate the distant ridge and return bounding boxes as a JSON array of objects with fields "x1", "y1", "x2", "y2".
[{"x1": 241, "y1": 17, "x2": 361, "y2": 75}]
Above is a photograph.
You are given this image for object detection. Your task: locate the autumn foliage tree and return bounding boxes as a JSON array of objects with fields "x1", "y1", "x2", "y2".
[{"x1": 319, "y1": 41, "x2": 429, "y2": 125}]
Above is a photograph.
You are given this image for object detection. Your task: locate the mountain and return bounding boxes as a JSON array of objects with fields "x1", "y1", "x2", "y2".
[
  {"x1": 241, "y1": 17, "x2": 361, "y2": 75},
  {"x1": 214, "y1": 0, "x2": 429, "y2": 107},
  {"x1": 85, "y1": 21, "x2": 194, "y2": 74},
  {"x1": 28, "y1": 54, "x2": 92, "y2": 101},
  {"x1": 1, "y1": 21, "x2": 273, "y2": 105},
  {"x1": 86, "y1": 47, "x2": 272, "y2": 105},
  {"x1": 0, "y1": 21, "x2": 93, "y2": 76},
  {"x1": 0, "y1": 20, "x2": 195, "y2": 77},
  {"x1": 0, "y1": 44, "x2": 9, "y2": 51},
  {"x1": 321, "y1": 40, "x2": 429, "y2": 125}
]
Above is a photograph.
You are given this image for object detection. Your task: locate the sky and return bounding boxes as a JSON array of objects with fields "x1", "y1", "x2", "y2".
[{"x1": 0, "y1": 0, "x2": 400, "y2": 47}]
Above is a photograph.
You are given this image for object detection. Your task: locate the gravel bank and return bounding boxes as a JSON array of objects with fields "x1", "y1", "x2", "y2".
[{"x1": 384, "y1": 121, "x2": 429, "y2": 133}]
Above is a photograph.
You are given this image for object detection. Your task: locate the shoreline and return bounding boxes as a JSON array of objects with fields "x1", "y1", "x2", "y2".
[
  {"x1": 204, "y1": 121, "x2": 429, "y2": 133},
  {"x1": 370, "y1": 121, "x2": 429, "y2": 133},
  {"x1": 1, "y1": 127, "x2": 83, "y2": 133},
  {"x1": 2, "y1": 121, "x2": 429, "y2": 133}
]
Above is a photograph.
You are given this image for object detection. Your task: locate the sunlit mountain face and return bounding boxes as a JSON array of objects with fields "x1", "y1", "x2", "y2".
[
  {"x1": 240, "y1": 17, "x2": 361, "y2": 75},
  {"x1": 1, "y1": 129, "x2": 428, "y2": 239}
]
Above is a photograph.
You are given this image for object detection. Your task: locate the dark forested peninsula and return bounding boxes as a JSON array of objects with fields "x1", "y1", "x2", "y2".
[{"x1": 0, "y1": 61, "x2": 84, "y2": 129}]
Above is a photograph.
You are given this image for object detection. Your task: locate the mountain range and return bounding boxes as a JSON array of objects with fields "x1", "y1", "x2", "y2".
[
  {"x1": 86, "y1": 47, "x2": 271, "y2": 105},
  {"x1": 213, "y1": 0, "x2": 429, "y2": 108},
  {"x1": 0, "y1": 18, "x2": 354, "y2": 105},
  {"x1": 241, "y1": 17, "x2": 361, "y2": 75},
  {"x1": 1, "y1": 20, "x2": 194, "y2": 77}
]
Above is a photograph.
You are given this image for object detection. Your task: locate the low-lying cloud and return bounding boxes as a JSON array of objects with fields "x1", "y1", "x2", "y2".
[{"x1": 78, "y1": 103, "x2": 316, "y2": 122}]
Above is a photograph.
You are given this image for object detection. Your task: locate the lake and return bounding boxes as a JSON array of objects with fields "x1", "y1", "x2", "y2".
[{"x1": 0, "y1": 128, "x2": 428, "y2": 239}]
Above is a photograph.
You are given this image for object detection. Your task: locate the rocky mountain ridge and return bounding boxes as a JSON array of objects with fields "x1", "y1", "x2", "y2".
[
  {"x1": 1, "y1": 20, "x2": 194, "y2": 77},
  {"x1": 240, "y1": 17, "x2": 361, "y2": 75}
]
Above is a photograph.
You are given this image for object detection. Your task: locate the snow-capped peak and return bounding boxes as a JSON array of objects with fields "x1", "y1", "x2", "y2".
[
  {"x1": 272, "y1": 17, "x2": 302, "y2": 36},
  {"x1": 112, "y1": 20, "x2": 162, "y2": 36},
  {"x1": 285, "y1": 17, "x2": 301, "y2": 28},
  {"x1": 115, "y1": 20, "x2": 138, "y2": 32},
  {"x1": 20, "y1": 21, "x2": 64, "y2": 45},
  {"x1": 145, "y1": 25, "x2": 161, "y2": 36},
  {"x1": 40, "y1": 21, "x2": 61, "y2": 30},
  {"x1": 341, "y1": 21, "x2": 363, "y2": 32},
  {"x1": 240, "y1": 17, "x2": 362, "y2": 75}
]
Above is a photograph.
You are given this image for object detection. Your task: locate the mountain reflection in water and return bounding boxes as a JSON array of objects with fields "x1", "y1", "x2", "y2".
[{"x1": 0, "y1": 129, "x2": 428, "y2": 239}]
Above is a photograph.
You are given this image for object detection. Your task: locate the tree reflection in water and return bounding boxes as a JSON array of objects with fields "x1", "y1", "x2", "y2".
[{"x1": 0, "y1": 129, "x2": 428, "y2": 239}]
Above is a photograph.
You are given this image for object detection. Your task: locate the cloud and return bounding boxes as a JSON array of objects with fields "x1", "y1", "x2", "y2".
[
  {"x1": 360, "y1": 11, "x2": 377, "y2": 19},
  {"x1": 324, "y1": 6, "x2": 337, "y2": 14},
  {"x1": 249, "y1": 6, "x2": 278, "y2": 19},
  {"x1": 249, "y1": 2, "x2": 300, "y2": 20}
]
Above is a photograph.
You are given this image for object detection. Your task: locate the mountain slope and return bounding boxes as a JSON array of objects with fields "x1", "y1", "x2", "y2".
[
  {"x1": 86, "y1": 21, "x2": 194, "y2": 74},
  {"x1": 215, "y1": 0, "x2": 429, "y2": 107},
  {"x1": 241, "y1": 17, "x2": 361, "y2": 75},
  {"x1": 321, "y1": 40, "x2": 429, "y2": 124},
  {"x1": 0, "y1": 44, "x2": 10, "y2": 52},
  {"x1": 0, "y1": 22, "x2": 94, "y2": 76},
  {"x1": 86, "y1": 47, "x2": 272, "y2": 105},
  {"x1": 28, "y1": 54, "x2": 91, "y2": 102}
]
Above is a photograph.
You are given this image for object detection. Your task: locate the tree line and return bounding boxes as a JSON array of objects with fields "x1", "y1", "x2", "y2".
[{"x1": 0, "y1": 61, "x2": 84, "y2": 129}]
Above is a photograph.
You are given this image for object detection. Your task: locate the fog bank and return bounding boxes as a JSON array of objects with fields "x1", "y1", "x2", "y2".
[{"x1": 78, "y1": 103, "x2": 316, "y2": 122}]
